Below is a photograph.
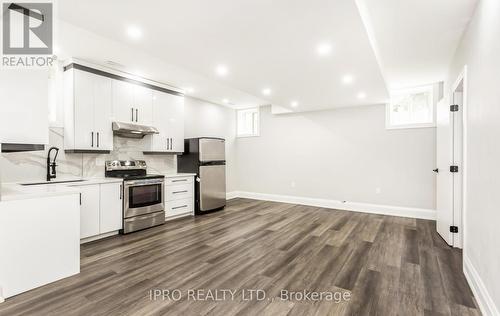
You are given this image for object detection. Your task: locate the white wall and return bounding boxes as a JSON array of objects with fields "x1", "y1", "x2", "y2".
[
  {"x1": 184, "y1": 97, "x2": 237, "y2": 192},
  {"x1": 236, "y1": 105, "x2": 436, "y2": 210},
  {"x1": 447, "y1": 0, "x2": 500, "y2": 313}
]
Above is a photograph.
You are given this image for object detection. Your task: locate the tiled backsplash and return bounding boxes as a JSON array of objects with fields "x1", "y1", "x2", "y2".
[{"x1": 0, "y1": 127, "x2": 176, "y2": 183}]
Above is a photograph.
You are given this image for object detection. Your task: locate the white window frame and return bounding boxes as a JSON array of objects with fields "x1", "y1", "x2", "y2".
[
  {"x1": 386, "y1": 85, "x2": 436, "y2": 129},
  {"x1": 236, "y1": 107, "x2": 260, "y2": 138}
]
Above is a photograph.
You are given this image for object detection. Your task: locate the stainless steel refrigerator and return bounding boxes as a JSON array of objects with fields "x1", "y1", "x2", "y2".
[{"x1": 178, "y1": 138, "x2": 226, "y2": 214}]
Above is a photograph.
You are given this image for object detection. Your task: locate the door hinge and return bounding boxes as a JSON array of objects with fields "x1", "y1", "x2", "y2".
[
  {"x1": 450, "y1": 226, "x2": 459, "y2": 233},
  {"x1": 450, "y1": 104, "x2": 459, "y2": 112},
  {"x1": 450, "y1": 165, "x2": 459, "y2": 173}
]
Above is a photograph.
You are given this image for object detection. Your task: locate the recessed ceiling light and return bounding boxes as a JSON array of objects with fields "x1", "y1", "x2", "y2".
[
  {"x1": 342, "y1": 75, "x2": 354, "y2": 84},
  {"x1": 222, "y1": 98, "x2": 229, "y2": 104},
  {"x1": 357, "y1": 92, "x2": 367, "y2": 99},
  {"x1": 215, "y1": 65, "x2": 228, "y2": 76},
  {"x1": 262, "y1": 88, "x2": 272, "y2": 96},
  {"x1": 316, "y1": 43, "x2": 332, "y2": 56},
  {"x1": 126, "y1": 25, "x2": 142, "y2": 39},
  {"x1": 291, "y1": 101, "x2": 299, "y2": 108}
]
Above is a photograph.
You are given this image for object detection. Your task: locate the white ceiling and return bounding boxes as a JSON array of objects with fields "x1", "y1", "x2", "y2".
[
  {"x1": 356, "y1": 0, "x2": 478, "y2": 90},
  {"x1": 56, "y1": 0, "x2": 477, "y2": 112}
]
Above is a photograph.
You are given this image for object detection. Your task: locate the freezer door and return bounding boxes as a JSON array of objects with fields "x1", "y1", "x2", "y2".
[
  {"x1": 199, "y1": 164, "x2": 226, "y2": 211},
  {"x1": 199, "y1": 138, "x2": 225, "y2": 162}
]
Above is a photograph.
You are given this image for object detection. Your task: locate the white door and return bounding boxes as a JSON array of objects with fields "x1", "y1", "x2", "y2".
[
  {"x1": 168, "y1": 94, "x2": 185, "y2": 152},
  {"x1": 134, "y1": 85, "x2": 153, "y2": 125},
  {"x1": 436, "y1": 99, "x2": 454, "y2": 245},
  {"x1": 112, "y1": 80, "x2": 135, "y2": 123},
  {"x1": 436, "y1": 82, "x2": 464, "y2": 247},
  {"x1": 93, "y1": 76, "x2": 113, "y2": 150},
  {"x1": 99, "y1": 183, "x2": 123, "y2": 233},
  {"x1": 452, "y1": 90, "x2": 464, "y2": 248},
  {"x1": 73, "y1": 70, "x2": 95, "y2": 150},
  {"x1": 78, "y1": 185, "x2": 100, "y2": 239}
]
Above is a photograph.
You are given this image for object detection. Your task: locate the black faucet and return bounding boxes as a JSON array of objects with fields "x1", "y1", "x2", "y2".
[{"x1": 46, "y1": 147, "x2": 59, "y2": 181}]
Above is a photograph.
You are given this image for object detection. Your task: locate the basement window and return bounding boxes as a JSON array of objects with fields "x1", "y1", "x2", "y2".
[
  {"x1": 237, "y1": 107, "x2": 260, "y2": 137},
  {"x1": 386, "y1": 85, "x2": 435, "y2": 129}
]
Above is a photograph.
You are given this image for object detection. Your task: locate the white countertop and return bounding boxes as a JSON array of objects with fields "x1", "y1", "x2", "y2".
[
  {"x1": 164, "y1": 173, "x2": 197, "y2": 178},
  {"x1": 0, "y1": 183, "x2": 81, "y2": 202},
  {"x1": 0, "y1": 177, "x2": 123, "y2": 202}
]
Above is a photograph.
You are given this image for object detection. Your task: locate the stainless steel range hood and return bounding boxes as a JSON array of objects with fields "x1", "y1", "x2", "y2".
[{"x1": 112, "y1": 122, "x2": 159, "y2": 139}]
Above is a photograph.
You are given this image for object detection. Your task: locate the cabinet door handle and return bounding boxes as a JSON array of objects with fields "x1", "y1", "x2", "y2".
[
  {"x1": 173, "y1": 190, "x2": 188, "y2": 194},
  {"x1": 119, "y1": 184, "x2": 122, "y2": 200},
  {"x1": 172, "y1": 179, "x2": 187, "y2": 183},
  {"x1": 79, "y1": 193, "x2": 82, "y2": 205},
  {"x1": 136, "y1": 109, "x2": 138, "y2": 122},
  {"x1": 172, "y1": 205, "x2": 188, "y2": 210},
  {"x1": 97, "y1": 132, "x2": 100, "y2": 147},
  {"x1": 91, "y1": 132, "x2": 94, "y2": 147},
  {"x1": 169, "y1": 138, "x2": 172, "y2": 150},
  {"x1": 131, "y1": 108, "x2": 134, "y2": 122}
]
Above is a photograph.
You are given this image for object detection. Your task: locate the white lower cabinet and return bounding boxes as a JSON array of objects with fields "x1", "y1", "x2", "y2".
[
  {"x1": 99, "y1": 183, "x2": 123, "y2": 234},
  {"x1": 79, "y1": 185, "x2": 100, "y2": 239},
  {"x1": 165, "y1": 176, "x2": 194, "y2": 219},
  {"x1": 72, "y1": 182, "x2": 123, "y2": 241}
]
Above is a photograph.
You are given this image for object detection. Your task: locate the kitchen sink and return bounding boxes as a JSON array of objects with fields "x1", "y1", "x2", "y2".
[{"x1": 20, "y1": 180, "x2": 85, "y2": 186}]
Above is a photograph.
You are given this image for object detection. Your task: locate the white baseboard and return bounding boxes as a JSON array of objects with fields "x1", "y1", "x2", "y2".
[
  {"x1": 80, "y1": 231, "x2": 119, "y2": 244},
  {"x1": 463, "y1": 255, "x2": 499, "y2": 316},
  {"x1": 227, "y1": 191, "x2": 436, "y2": 220},
  {"x1": 226, "y1": 191, "x2": 240, "y2": 200}
]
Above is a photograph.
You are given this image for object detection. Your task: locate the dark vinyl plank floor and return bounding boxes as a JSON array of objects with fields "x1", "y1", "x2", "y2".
[{"x1": 0, "y1": 198, "x2": 480, "y2": 316}]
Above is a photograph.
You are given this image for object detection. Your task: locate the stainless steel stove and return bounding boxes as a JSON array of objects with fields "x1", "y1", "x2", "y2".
[{"x1": 105, "y1": 160, "x2": 165, "y2": 234}]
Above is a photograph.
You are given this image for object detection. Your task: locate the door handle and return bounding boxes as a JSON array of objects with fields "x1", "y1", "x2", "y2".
[
  {"x1": 91, "y1": 132, "x2": 94, "y2": 147},
  {"x1": 136, "y1": 109, "x2": 138, "y2": 122},
  {"x1": 172, "y1": 205, "x2": 188, "y2": 210},
  {"x1": 433, "y1": 168, "x2": 439, "y2": 173}
]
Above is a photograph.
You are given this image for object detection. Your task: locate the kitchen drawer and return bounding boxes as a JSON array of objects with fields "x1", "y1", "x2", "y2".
[
  {"x1": 166, "y1": 198, "x2": 193, "y2": 218},
  {"x1": 166, "y1": 176, "x2": 194, "y2": 186},
  {"x1": 165, "y1": 183, "x2": 193, "y2": 201}
]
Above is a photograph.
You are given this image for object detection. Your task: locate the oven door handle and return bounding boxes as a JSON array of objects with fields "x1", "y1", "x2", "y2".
[{"x1": 124, "y1": 180, "x2": 164, "y2": 187}]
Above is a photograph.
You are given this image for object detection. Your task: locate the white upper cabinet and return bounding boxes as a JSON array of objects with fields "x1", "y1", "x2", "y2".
[
  {"x1": 93, "y1": 75, "x2": 113, "y2": 150},
  {"x1": 112, "y1": 80, "x2": 152, "y2": 126},
  {"x1": 145, "y1": 91, "x2": 184, "y2": 153},
  {"x1": 64, "y1": 68, "x2": 113, "y2": 152},
  {"x1": 0, "y1": 69, "x2": 48, "y2": 146},
  {"x1": 168, "y1": 93, "x2": 185, "y2": 153},
  {"x1": 134, "y1": 85, "x2": 153, "y2": 125},
  {"x1": 111, "y1": 80, "x2": 135, "y2": 123}
]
